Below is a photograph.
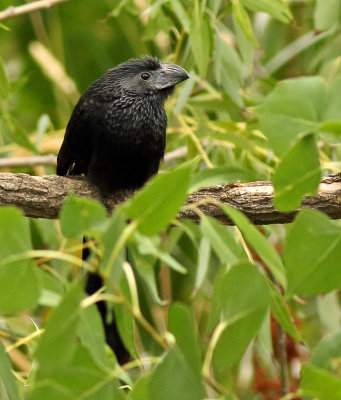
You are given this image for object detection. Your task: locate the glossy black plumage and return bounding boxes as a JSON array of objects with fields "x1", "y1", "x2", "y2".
[
  {"x1": 57, "y1": 57, "x2": 189, "y2": 363},
  {"x1": 57, "y1": 57, "x2": 189, "y2": 194}
]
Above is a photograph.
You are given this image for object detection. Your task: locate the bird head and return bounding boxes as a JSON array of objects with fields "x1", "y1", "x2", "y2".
[{"x1": 105, "y1": 57, "x2": 189, "y2": 99}]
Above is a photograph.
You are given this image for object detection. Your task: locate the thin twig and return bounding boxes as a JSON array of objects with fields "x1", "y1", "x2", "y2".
[
  {"x1": 0, "y1": 0, "x2": 69, "y2": 22},
  {"x1": 0, "y1": 154, "x2": 57, "y2": 168}
]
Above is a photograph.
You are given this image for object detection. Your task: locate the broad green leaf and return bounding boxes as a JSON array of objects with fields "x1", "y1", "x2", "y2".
[
  {"x1": 124, "y1": 163, "x2": 192, "y2": 236},
  {"x1": 0, "y1": 207, "x2": 40, "y2": 313},
  {"x1": 31, "y1": 344, "x2": 124, "y2": 400},
  {"x1": 213, "y1": 263, "x2": 270, "y2": 372},
  {"x1": 200, "y1": 215, "x2": 247, "y2": 265},
  {"x1": 190, "y1": 166, "x2": 258, "y2": 192},
  {"x1": 254, "y1": 76, "x2": 326, "y2": 156},
  {"x1": 310, "y1": 332, "x2": 341, "y2": 370},
  {"x1": 0, "y1": 56, "x2": 9, "y2": 98},
  {"x1": 232, "y1": 0, "x2": 258, "y2": 47},
  {"x1": 168, "y1": 303, "x2": 202, "y2": 376},
  {"x1": 35, "y1": 283, "x2": 83, "y2": 378},
  {"x1": 301, "y1": 364, "x2": 341, "y2": 400},
  {"x1": 241, "y1": 0, "x2": 292, "y2": 23},
  {"x1": 190, "y1": 1, "x2": 211, "y2": 77},
  {"x1": 148, "y1": 347, "x2": 206, "y2": 400},
  {"x1": 78, "y1": 305, "x2": 107, "y2": 368},
  {"x1": 129, "y1": 376, "x2": 150, "y2": 400},
  {"x1": 317, "y1": 292, "x2": 341, "y2": 333},
  {"x1": 222, "y1": 206, "x2": 286, "y2": 288},
  {"x1": 285, "y1": 210, "x2": 341, "y2": 297},
  {"x1": 60, "y1": 194, "x2": 107, "y2": 238},
  {"x1": 0, "y1": 340, "x2": 22, "y2": 400},
  {"x1": 314, "y1": 0, "x2": 339, "y2": 31},
  {"x1": 273, "y1": 133, "x2": 321, "y2": 211}
]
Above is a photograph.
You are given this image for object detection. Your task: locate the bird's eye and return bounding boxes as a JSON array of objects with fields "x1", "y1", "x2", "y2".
[{"x1": 140, "y1": 72, "x2": 151, "y2": 80}]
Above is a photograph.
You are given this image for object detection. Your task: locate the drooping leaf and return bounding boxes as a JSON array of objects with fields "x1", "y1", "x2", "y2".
[
  {"x1": 222, "y1": 206, "x2": 286, "y2": 288},
  {"x1": 0, "y1": 207, "x2": 40, "y2": 314},
  {"x1": 0, "y1": 340, "x2": 22, "y2": 400},
  {"x1": 200, "y1": 215, "x2": 247, "y2": 265},
  {"x1": 285, "y1": 210, "x2": 341, "y2": 297},
  {"x1": 124, "y1": 162, "x2": 192, "y2": 236},
  {"x1": 213, "y1": 263, "x2": 270, "y2": 373}
]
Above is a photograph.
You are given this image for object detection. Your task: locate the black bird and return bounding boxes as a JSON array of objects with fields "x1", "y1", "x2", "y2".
[{"x1": 57, "y1": 57, "x2": 189, "y2": 362}]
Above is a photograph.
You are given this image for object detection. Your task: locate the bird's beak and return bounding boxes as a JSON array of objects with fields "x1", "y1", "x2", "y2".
[{"x1": 155, "y1": 63, "x2": 189, "y2": 89}]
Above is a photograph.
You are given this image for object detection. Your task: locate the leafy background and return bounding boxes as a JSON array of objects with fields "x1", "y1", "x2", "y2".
[{"x1": 1, "y1": 0, "x2": 341, "y2": 399}]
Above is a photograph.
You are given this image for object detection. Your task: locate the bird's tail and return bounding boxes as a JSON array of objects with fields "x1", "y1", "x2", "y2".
[{"x1": 83, "y1": 238, "x2": 130, "y2": 364}]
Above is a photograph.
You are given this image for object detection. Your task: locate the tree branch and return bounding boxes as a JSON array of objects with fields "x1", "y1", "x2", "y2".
[
  {"x1": 0, "y1": 0, "x2": 69, "y2": 22},
  {"x1": 0, "y1": 172, "x2": 341, "y2": 224},
  {"x1": 0, "y1": 155, "x2": 57, "y2": 168}
]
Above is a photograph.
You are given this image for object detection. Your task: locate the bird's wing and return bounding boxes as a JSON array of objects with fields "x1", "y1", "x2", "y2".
[{"x1": 57, "y1": 96, "x2": 103, "y2": 176}]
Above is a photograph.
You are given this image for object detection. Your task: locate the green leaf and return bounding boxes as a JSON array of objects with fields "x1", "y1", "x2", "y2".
[
  {"x1": 241, "y1": 0, "x2": 292, "y2": 23},
  {"x1": 232, "y1": 0, "x2": 258, "y2": 47},
  {"x1": 310, "y1": 332, "x2": 341, "y2": 370},
  {"x1": 0, "y1": 56, "x2": 9, "y2": 99},
  {"x1": 273, "y1": 133, "x2": 321, "y2": 211},
  {"x1": 314, "y1": 0, "x2": 340, "y2": 31},
  {"x1": 124, "y1": 163, "x2": 192, "y2": 236},
  {"x1": 190, "y1": 0, "x2": 211, "y2": 77},
  {"x1": 35, "y1": 283, "x2": 83, "y2": 378},
  {"x1": 78, "y1": 305, "x2": 107, "y2": 369},
  {"x1": 301, "y1": 364, "x2": 341, "y2": 400},
  {"x1": 195, "y1": 237, "x2": 210, "y2": 290},
  {"x1": 190, "y1": 166, "x2": 258, "y2": 192},
  {"x1": 148, "y1": 347, "x2": 206, "y2": 400},
  {"x1": 114, "y1": 274, "x2": 137, "y2": 360},
  {"x1": 213, "y1": 263, "x2": 270, "y2": 372},
  {"x1": 1, "y1": 119, "x2": 37, "y2": 152},
  {"x1": 168, "y1": 0, "x2": 190, "y2": 32},
  {"x1": 135, "y1": 233, "x2": 186, "y2": 274},
  {"x1": 100, "y1": 208, "x2": 126, "y2": 281},
  {"x1": 0, "y1": 340, "x2": 22, "y2": 400},
  {"x1": 222, "y1": 206, "x2": 286, "y2": 288},
  {"x1": 0, "y1": 207, "x2": 40, "y2": 313},
  {"x1": 200, "y1": 215, "x2": 247, "y2": 265},
  {"x1": 254, "y1": 76, "x2": 326, "y2": 156},
  {"x1": 168, "y1": 303, "x2": 202, "y2": 376},
  {"x1": 60, "y1": 194, "x2": 107, "y2": 238},
  {"x1": 214, "y1": 30, "x2": 244, "y2": 107},
  {"x1": 285, "y1": 210, "x2": 341, "y2": 297},
  {"x1": 267, "y1": 281, "x2": 301, "y2": 341}
]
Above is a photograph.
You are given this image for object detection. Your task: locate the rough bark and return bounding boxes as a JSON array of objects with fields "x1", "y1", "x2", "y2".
[{"x1": 0, "y1": 172, "x2": 340, "y2": 224}]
